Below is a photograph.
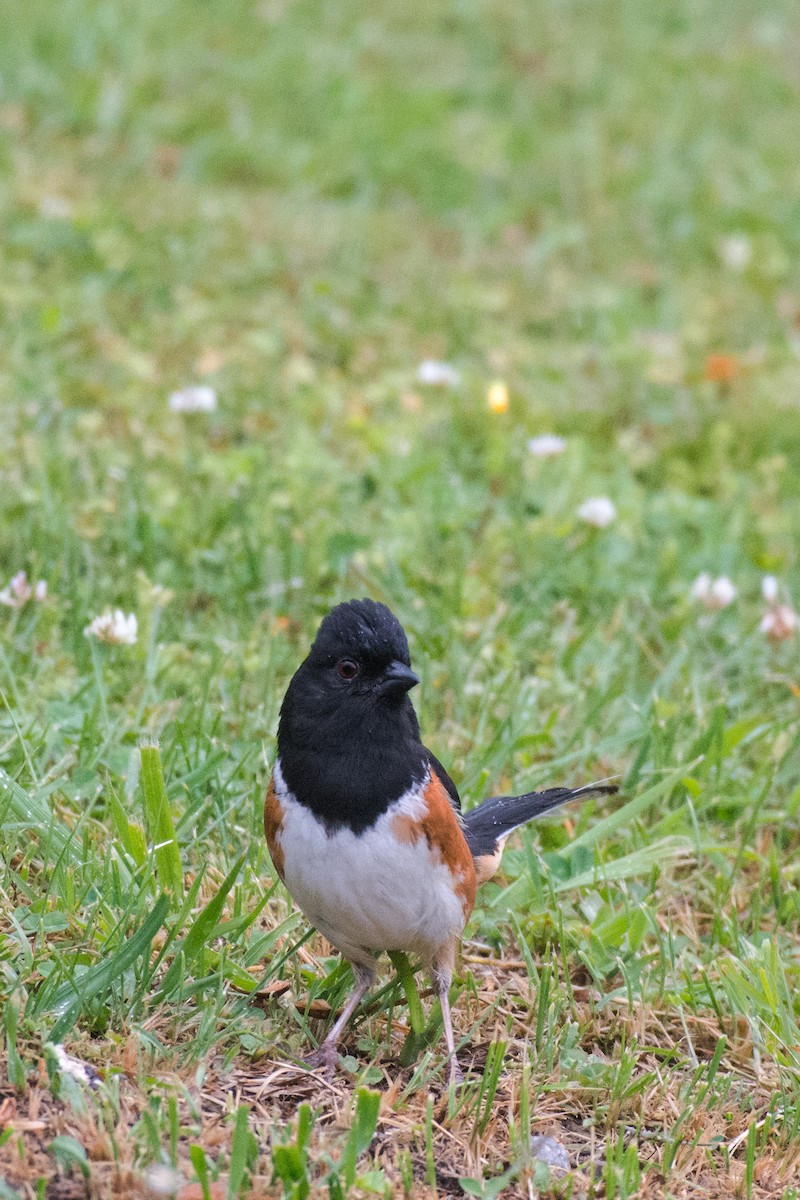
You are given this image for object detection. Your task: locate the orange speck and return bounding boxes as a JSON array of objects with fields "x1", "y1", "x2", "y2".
[{"x1": 704, "y1": 353, "x2": 740, "y2": 385}]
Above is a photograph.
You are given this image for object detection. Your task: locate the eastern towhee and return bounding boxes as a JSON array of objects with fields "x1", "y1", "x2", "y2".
[{"x1": 265, "y1": 598, "x2": 616, "y2": 1082}]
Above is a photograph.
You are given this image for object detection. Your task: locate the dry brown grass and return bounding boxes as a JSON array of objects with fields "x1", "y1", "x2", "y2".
[{"x1": 3, "y1": 941, "x2": 798, "y2": 1200}]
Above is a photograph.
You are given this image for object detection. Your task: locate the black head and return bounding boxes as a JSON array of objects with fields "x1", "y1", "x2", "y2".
[
  {"x1": 306, "y1": 599, "x2": 419, "y2": 700},
  {"x1": 277, "y1": 599, "x2": 427, "y2": 831}
]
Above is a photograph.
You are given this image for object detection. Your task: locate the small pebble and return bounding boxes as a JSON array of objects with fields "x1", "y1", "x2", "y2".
[{"x1": 529, "y1": 1135, "x2": 571, "y2": 1176}]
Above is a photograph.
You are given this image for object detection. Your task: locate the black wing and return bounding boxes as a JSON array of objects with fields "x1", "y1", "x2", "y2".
[{"x1": 462, "y1": 782, "x2": 618, "y2": 859}]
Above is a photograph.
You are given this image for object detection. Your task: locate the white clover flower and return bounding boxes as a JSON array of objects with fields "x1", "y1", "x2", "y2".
[
  {"x1": 84, "y1": 609, "x2": 138, "y2": 645},
  {"x1": 0, "y1": 572, "x2": 32, "y2": 608},
  {"x1": 528, "y1": 434, "x2": 566, "y2": 459},
  {"x1": 710, "y1": 577, "x2": 737, "y2": 608},
  {"x1": 416, "y1": 360, "x2": 461, "y2": 387},
  {"x1": 759, "y1": 576, "x2": 797, "y2": 641},
  {"x1": 719, "y1": 235, "x2": 752, "y2": 272},
  {"x1": 577, "y1": 497, "x2": 616, "y2": 528},
  {"x1": 690, "y1": 573, "x2": 737, "y2": 610},
  {"x1": 689, "y1": 573, "x2": 712, "y2": 603},
  {"x1": 0, "y1": 571, "x2": 48, "y2": 608},
  {"x1": 760, "y1": 604, "x2": 798, "y2": 642},
  {"x1": 168, "y1": 385, "x2": 217, "y2": 413}
]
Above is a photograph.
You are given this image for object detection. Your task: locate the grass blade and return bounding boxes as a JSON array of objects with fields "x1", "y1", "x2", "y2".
[
  {"x1": 158, "y1": 852, "x2": 246, "y2": 997},
  {"x1": 0, "y1": 765, "x2": 79, "y2": 864},
  {"x1": 45, "y1": 896, "x2": 170, "y2": 1040},
  {"x1": 139, "y1": 743, "x2": 183, "y2": 904},
  {"x1": 339, "y1": 1088, "x2": 381, "y2": 1188},
  {"x1": 227, "y1": 1105, "x2": 256, "y2": 1198},
  {"x1": 554, "y1": 837, "x2": 695, "y2": 892},
  {"x1": 567, "y1": 764, "x2": 696, "y2": 854},
  {"x1": 387, "y1": 951, "x2": 425, "y2": 1035}
]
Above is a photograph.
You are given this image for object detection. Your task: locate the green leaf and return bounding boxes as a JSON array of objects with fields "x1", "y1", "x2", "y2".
[
  {"x1": 459, "y1": 1180, "x2": 484, "y2": 1197},
  {"x1": 189, "y1": 1145, "x2": 212, "y2": 1200},
  {"x1": 296, "y1": 1103, "x2": 314, "y2": 1151},
  {"x1": 49, "y1": 1136, "x2": 89, "y2": 1179},
  {"x1": 567, "y1": 765, "x2": 694, "y2": 854},
  {"x1": 159, "y1": 853, "x2": 246, "y2": 997},
  {"x1": 0, "y1": 765, "x2": 78, "y2": 864},
  {"x1": 227, "y1": 1105, "x2": 256, "y2": 1198},
  {"x1": 339, "y1": 1088, "x2": 381, "y2": 1188},
  {"x1": 272, "y1": 1145, "x2": 307, "y2": 1183},
  {"x1": 3, "y1": 999, "x2": 26, "y2": 1091},
  {"x1": 554, "y1": 837, "x2": 693, "y2": 892},
  {"x1": 46, "y1": 896, "x2": 170, "y2": 1040},
  {"x1": 139, "y1": 743, "x2": 183, "y2": 904},
  {"x1": 108, "y1": 788, "x2": 147, "y2": 867},
  {"x1": 387, "y1": 951, "x2": 425, "y2": 1035},
  {"x1": 327, "y1": 1173, "x2": 344, "y2": 1200},
  {"x1": 203, "y1": 950, "x2": 262, "y2": 992}
]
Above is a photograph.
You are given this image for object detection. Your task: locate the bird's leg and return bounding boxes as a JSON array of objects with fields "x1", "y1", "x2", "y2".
[
  {"x1": 438, "y1": 979, "x2": 463, "y2": 1087},
  {"x1": 305, "y1": 962, "x2": 375, "y2": 1076},
  {"x1": 432, "y1": 946, "x2": 463, "y2": 1086}
]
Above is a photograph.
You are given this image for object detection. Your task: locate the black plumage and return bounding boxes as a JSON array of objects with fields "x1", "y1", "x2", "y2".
[
  {"x1": 279, "y1": 597, "x2": 618, "y2": 854},
  {"x1": 278, "y1": 599, "x2": 428, "y2": 832},
  {"x1": 461, "y1": 783, "x2": 618, "y2": 859},
  {"x1": 269, "y1": 597, "x2": 620, "y2": 1079}
]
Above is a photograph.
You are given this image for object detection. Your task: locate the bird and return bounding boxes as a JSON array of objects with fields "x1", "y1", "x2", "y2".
[{"x1": 264, "y1": 598, "x2": 617, "y2": 1083}]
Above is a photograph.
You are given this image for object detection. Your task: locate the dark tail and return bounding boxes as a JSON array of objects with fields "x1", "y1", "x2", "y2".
[{"x1": 462, "y1": 782, "x2": 618, "y2": 868}]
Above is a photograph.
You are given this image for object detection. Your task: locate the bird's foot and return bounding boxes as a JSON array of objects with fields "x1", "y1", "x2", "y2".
[{"x1": 304, "y1": 1040, "x2": 340, "y2": 1078}]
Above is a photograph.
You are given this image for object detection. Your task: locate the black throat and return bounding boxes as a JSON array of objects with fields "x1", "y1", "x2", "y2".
[{"x1": 277, "y1": 679, "x2": 427, "y2": 834}]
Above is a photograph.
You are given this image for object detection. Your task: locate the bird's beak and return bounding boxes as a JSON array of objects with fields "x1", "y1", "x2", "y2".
[{"x1": 377, "y1": 660, "x2": 419, "y2": 697}]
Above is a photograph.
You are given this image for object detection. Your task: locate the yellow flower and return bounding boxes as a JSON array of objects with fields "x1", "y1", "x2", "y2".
[{"x1": 487, "y1": 381, "x2": 509, "y2": 413}]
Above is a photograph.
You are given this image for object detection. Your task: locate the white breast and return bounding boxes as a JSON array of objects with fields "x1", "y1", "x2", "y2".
[{"x1": 272, "y1": 761, "x2": 467, "y2": 968}]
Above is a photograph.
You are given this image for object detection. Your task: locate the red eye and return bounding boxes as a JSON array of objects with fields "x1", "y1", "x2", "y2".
[{"x1": 337, "y1": 659, "x2": 360, "y2": 680}]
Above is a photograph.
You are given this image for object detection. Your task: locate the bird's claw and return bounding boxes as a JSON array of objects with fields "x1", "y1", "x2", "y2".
[{"x1": 304, "y1": 1042, "x2": 340, "y2": 1078}]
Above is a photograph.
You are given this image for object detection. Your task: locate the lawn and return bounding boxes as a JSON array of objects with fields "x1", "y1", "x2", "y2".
[{"x1": 1, "y1": 0, "x2": 800, "y2": 1196}]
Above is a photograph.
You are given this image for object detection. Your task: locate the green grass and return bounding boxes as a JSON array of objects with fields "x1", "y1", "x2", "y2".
[{"x1": 1, "y1": 0, "x2": 800, "y2": 1196}]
